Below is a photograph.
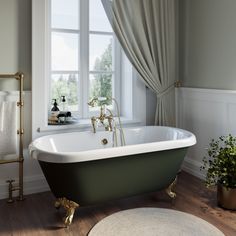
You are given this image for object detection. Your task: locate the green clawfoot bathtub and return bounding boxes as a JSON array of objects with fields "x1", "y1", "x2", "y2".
[{"x1": 29, "y1": 126, "x2": 196, "y2": 226}]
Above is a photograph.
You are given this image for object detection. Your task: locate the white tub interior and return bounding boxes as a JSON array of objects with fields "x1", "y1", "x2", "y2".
[{"x1": 32, "y1": 126, "x2": 195, "y2": 154}]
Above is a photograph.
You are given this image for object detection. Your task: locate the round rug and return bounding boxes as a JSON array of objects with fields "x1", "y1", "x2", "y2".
[{"x1": 88, "y1": 208, "x2": 224, "y2": 236}]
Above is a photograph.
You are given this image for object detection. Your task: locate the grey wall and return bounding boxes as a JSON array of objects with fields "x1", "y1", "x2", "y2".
[
  {"x1": 0, "y1": 0, "x2": 31, "y2": 90},
  {"x1": 179, "y1": 0, "x2": 236, "y2": 89}
]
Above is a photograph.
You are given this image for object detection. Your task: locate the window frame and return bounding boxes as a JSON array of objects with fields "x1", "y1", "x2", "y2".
[
  {"x1": 32, "y1": 0, "x2": 146, "y2": 139},
  {"x1": 49, "y1": 0, "x2": 121, "y2": 119}
]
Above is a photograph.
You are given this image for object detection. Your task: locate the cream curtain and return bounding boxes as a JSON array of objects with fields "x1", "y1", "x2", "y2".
[{"x1": 102, "y1": 0, "x2": 176, "y2": 126}]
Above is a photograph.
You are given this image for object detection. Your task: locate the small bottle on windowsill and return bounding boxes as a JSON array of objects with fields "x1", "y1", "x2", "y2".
[{"x1": 48, "y1": 99, "x2": 60, "y2": 125}]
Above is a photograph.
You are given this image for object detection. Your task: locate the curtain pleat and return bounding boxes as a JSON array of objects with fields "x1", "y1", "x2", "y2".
[{"x1": 102, "y1": 0, "x2": 176, "y2": 126}]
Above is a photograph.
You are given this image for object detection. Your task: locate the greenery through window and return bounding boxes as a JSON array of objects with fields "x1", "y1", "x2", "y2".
[
  {"x1": 90, "y1": 41, "x2": 113, "y2": 108},
  {"x1": 50, "y1": 0, "x2": 119, "y2": 117}
]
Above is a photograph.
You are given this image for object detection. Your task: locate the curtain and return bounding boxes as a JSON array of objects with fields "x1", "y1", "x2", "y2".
[{"x1": 102, "y1": 0, "x2": 176, "y2": 126}]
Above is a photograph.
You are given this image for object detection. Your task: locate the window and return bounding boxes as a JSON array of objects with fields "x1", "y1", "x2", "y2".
[
  {"x1": 49, "y1": 0, "x2": 119, "y2": 118},
  {"x1": 32, "y1": 0, "x2": 146, "y2": 139}
]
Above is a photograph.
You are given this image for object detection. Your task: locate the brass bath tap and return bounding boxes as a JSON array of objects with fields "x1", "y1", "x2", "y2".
[
  {"x1": 88, "y1": 97, "x2": 114, "y2": 133},
  {"x1": 88, "y1": 97, "x2": 126, "y2": 146},
  {"x1": 91, "y1": 116, "x2": 97, "y2": 133}
]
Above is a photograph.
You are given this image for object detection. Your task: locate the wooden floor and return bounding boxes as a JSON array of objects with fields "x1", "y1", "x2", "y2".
[{"x1": 0, "y1": 172, "x2": 235, "y2": 236}]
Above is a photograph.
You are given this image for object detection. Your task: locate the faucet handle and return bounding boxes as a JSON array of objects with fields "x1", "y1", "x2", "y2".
[
  {"x1": 88, "y1": 97, "x2": 108, "y2": 107},
  {"x1": 88, "y1": 98, "x2": 97, "y2": 107}
]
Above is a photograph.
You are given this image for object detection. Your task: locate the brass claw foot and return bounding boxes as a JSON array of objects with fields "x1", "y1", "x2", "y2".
[
  {"x1": 54, "y1": 197, "x2": 79, "y2": 227},
  {"x1": 165, "y1": 176, "x2": 177, "y2": 199}
]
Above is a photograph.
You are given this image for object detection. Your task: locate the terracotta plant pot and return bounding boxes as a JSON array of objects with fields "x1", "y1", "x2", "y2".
[{"x1": 217, "y1": 184, "x2": 236, "y2": 210}]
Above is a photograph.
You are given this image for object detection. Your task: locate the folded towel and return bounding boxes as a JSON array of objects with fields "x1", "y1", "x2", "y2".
[{"x1": 0, "y1": 101, "x2": 17, "y2": 156}]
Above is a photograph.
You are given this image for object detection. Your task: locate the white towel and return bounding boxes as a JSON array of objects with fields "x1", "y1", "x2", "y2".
[{"x1": 0, "y1": 101, "x2": 17, "y2": 156}]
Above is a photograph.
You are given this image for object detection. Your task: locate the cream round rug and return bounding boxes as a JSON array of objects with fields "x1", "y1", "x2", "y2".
[{"x1": 88, "y1": 208, "x2": 224, "y2": 236}]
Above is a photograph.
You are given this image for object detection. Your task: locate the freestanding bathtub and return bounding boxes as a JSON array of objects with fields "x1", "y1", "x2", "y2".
[{"x1": 29, "y1": 126, "x2": 196, "y2": 226}]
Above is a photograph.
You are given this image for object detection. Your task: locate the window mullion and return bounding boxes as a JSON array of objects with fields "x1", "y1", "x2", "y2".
[
  {"x1": 89, "y1": 30, "x2": 113, "y2": 36},
  {"x1": 80, "y1": 0, "x2": 89, "y2": 119},
  {"x1": 51, "y1": 70, "x2": 79, "y2": 74},
  {"x1": 77, "y1": 0, "x2": 82, "y2": 118},
  {"x1": 89, "y1": 71, "x2": 115, "y2": 74},
  {"x1": 51, "y1": 28, "x2": 80, "y2": 34},
  {"x1": 114, "y1": 36, "x2": 121, "y2": 113},
  {"x1": 48, "y1": 0, "x2": 52, "y2": 117}
]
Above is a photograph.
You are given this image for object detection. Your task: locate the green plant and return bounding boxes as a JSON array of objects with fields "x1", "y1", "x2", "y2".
[{"x1": 201, "y1": 134, "x2": 236, "y2": 188}]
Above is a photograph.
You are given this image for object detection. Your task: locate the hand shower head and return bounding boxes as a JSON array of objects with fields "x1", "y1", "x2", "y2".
[
  {"x1": 88, "y1": 97, "x2": 109, "y2": 107},
  {"x1": 87, "y1": 98, "x2": 98, "y2": 107}
]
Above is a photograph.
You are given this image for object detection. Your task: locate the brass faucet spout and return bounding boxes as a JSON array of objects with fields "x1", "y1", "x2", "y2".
[
  {"x1": 91, "y1": 117, "x2": 97, "y2": 133},
  {"x1": 107, "y1": 116, "x2": 113, "y2": 131},
  {"x1": 98, "y1": 106, "x2": 106, "y2": 123}
]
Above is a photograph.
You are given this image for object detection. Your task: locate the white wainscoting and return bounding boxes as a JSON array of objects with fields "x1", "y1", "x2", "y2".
[{"x1": 176, "y1": 87, "x2": 236, "y2": 179}]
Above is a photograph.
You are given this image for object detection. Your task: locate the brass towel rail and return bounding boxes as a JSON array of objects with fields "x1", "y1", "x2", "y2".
[{"x1": 0, "y1": 72, "x2": 24, "y2": 202}]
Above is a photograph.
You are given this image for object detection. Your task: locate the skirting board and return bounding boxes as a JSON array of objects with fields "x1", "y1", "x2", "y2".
[
  {"x1": 0, "y1": 175, "x2": 49, "y2": 200},
  {"x1": 182, "y1": 156, "x2": 206, "y2": 180}
]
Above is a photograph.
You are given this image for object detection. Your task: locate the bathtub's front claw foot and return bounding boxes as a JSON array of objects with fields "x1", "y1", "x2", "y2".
[
  {"x1": 165, "y1": 176, "x2": 177, "y2": 199},
  {"x1": 55, "y1": 197, "x2": 79, "y2": 227}
]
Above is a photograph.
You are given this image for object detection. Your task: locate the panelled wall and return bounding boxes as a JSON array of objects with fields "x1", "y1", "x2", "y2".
[
  {"x1": 178, "y1": 0, "x2": 236, "y2": 177},
  {"x1": 177, "y1": 88, "x2": 236, "y2": 179}
]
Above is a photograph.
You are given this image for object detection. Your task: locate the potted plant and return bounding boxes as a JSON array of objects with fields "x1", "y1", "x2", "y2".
[{"x1": 201, "y1": 134, "x2": 236, "y2": 210}]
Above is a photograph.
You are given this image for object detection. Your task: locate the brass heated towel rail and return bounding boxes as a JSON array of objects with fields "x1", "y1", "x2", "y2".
[{"x1": 0, "y1": 72, "x2": 24, "y2": 202}]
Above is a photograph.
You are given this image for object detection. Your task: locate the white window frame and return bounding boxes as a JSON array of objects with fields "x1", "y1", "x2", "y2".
[
  {"x1": 32, "y1": 0, "x2": 146, "y2": 139},
  {"x1": 50, "y1": 0, "x2": 120, "y2": 118}
]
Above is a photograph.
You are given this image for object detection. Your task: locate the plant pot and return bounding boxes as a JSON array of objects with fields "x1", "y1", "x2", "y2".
[{"x1": 217, "y1": 184, "x2": 236, "y2": 210}]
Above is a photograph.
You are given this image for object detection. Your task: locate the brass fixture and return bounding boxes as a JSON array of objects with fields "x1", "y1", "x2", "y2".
[
  {"x1": 174, "y1": 80, "x2": 182, "y2": 88},
  {"x1": 91, "y1": 116, "x2": 97, "y2": 133},
  {"x1": 88, "y1": 97, "x2": 114, "y2": 133},
  {"x1": 55, "y1": 197, "x2": 79, "y2": 227},
  {"x1": 87, "y1": 97, "x2": 98, "y2": 107},
  {"x1": 6, "y1": 180, "x2": 15, "y2": 203},
  {"x1": 0, "y1": 72, "x2": 24, "y2": 202},
  {"x1": 88, "y1": 97, "x2": 126, "y2": 146},
  {"x1": 101, "y1": 138, "x2": 108, "y2": 145},
  {"x1": 165, "y1": 176, "x2": 178, "y2": 199}
]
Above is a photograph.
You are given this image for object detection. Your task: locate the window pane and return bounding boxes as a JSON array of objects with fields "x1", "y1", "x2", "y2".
[
  {"x1": 89, "y1": 73, "x2": 113, "y2": 110},
  {"x1": 51, "y1": 32, "x2": 79, "y2": 71},
  {"x1": 51, "y1": 0, "x2": 79, "y2": 30},
  {"x1": 51, "y1": 74, "x2": 79, "y2": 112},
  {"x1": 90, "y1": 34, "x2": 113, "y2": 71},
  {"x1": 89, "y1": 0, "x2": 112, "y2": 32}
]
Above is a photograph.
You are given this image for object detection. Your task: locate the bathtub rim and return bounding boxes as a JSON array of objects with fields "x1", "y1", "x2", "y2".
[{"x1": 29, "y1": 126, "x2": 196, "y2": 163}]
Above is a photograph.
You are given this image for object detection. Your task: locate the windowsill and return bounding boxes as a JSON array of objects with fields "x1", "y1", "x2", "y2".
[{"x1": 37, "y1": 117, "x2": 143, "y2": 134}]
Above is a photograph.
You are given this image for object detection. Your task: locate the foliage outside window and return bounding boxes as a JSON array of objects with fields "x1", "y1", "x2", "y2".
[
  {"x1": 90, "y1": 41, "x2": 112, "y2": 106},
  {"x1": 50, "y1": 0, "x2": 118, "y2": 117}
]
